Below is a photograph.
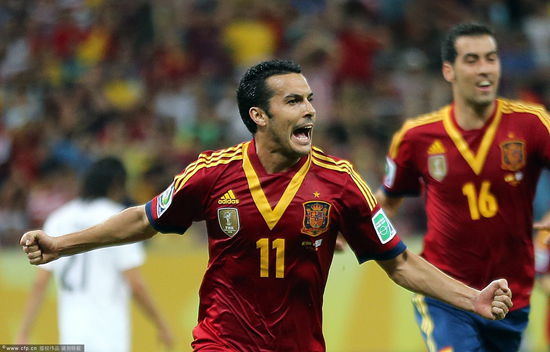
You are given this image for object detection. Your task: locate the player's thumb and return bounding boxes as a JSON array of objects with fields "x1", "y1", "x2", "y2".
[
  {"x1": 20, "y1": 231, "x2": 41, "y2": 246},
  {"x1": 493, "y1": 278, "x2": 510, "y2": 294}
]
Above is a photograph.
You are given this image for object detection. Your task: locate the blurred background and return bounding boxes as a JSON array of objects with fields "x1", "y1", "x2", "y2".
[{"x1": 0, "y1": 0, "x2": 549, "y2": 351}]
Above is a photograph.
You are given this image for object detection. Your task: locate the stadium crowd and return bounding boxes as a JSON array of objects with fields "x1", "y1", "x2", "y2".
[{"x1": 0, "y1": 0, "x2": 549, "y2": 247}]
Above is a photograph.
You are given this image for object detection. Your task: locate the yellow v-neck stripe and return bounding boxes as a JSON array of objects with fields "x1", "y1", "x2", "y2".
[
  {"x1": 442, "y1": 103, "x2": 502, "y2": 175},
  {"x1": 242, "y1": 142, "x2": 311, "y2": 230}
]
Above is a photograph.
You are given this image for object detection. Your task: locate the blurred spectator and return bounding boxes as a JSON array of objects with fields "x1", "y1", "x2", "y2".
[
  {"x1": 334, "y1": 0, "x2": 387, "y2": 86},
  {"x1": 215, "y1": 83, "x2": 250, "y2": 144},
  {"x1": 0, "y1": 19, "x2": 32, "y2": 80},
  {"x1": 222, "y1": 1, "x2": 278, "y2": 71},
  {"x1": 292, "y1": 19, "x2": 337, "y2": 123},
  {"x1": 26, "y1": 158, "x2": 78, "y2": 228},
  {"x1": 391, "y1": 48, "x2": 434, "y2": 118},
  {"x1": 182, "y1": 1, "x2": 232, "y2": 79},
  {"x1": 153, "y1": 77, "x2": 198, "y2": 135},
  {"x1": 0, "y1": 172, "x2": 28, "y2": 246},
  {"x1": 3, "y1": 84, "x2": 42, "y2": 130},
  {"x1": 523, "y1": 1, "x2": 550, "y2": 70},
  {"x1": 50, "y1": 8, "x2": 84, "y2": 60},
  {"x1": 75, "y1": 7, "x2": 116, "y2": 67}
]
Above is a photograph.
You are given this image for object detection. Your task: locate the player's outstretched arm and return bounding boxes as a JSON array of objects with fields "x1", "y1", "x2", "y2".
[
  {"x1": 20, "y1": 205, "x2": 157, "y2": 265},
  {"x1": 377, "y1": 249, "x2": 512, "y2": 320}
]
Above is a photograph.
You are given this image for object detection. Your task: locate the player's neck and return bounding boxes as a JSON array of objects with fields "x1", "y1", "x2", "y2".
[
  {"x1": 254, "y1": 139, "x2": 302, "y2": 174},
  {"x1": 453, "y1": 98, "x2": 496, "y2": 130}
]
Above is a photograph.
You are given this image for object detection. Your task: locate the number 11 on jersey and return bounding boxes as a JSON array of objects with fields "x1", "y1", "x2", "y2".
[{"x1": 256, "y1": 238, "x2": 285, "y2": 278}]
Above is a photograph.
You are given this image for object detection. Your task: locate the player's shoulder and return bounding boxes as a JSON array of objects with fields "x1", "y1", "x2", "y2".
[
  {"x1": 172, "y1": 142, "x2": 248, "y2": 192},
  {"x1": 387, "y1": 106, "x2": 448, "y2": 157},
  {"x1": 179, "y1": 142, "x2": 247, "y2": 177},
  {"x1": 498, "y1": 98, "x2": 550, "y2": 124},
  {"x1": 499, "y1": 98, "x2": 550, "y2": 134},
  {"x1": 499, "y1": 98, "x2": 547, "y2": 114},
  {"x1": 400, "y1": 106, "x2": 447, "y2": 135},
  {"x1": 311, "y1": 146, "x2": 355, "y2": 174},
  {"x1": 194, "y1": 142, "x2": 247, "y2": 164}
]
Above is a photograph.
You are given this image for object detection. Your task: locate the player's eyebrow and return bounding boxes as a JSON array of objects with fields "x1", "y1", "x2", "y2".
[
  {"x1": 463, "y1": 50, "x2": 497, "y2": 59},
  {"x1": 284, "y1": 92, "x2": 314, "y2": 100}
]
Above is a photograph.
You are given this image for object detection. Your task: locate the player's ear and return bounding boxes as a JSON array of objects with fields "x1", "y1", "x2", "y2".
[
  {"x1": 442, "y1": 62, "x2": 455, "y2": 83},
  {"x1": 250, "y1": 107, "x2": 268, "y2": 127}
]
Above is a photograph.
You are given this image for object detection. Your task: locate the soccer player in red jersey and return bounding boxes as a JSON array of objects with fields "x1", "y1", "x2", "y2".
[
  {"x1": 377, "y1": 23, "x2": 550, "y2": 351},
  {"x1": 21, "y1": 59, "x2": 512, "y2": 351}
]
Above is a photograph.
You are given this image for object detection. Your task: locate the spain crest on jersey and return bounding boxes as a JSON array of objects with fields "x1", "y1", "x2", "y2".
[
  {"x1": 500, "y1": 140, "x2": 525, "y2": 171},
  {"x1": 301, "y1": 201, "x2": 331, "y2": 237}
]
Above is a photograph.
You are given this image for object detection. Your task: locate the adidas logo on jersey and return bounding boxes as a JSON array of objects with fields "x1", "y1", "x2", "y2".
[
  {"x1": 428, "y1": 139, "x2": 446, "y2": 155},
  {"x1": 218, "y1": 190, "x2": 239, "y2": 204}
]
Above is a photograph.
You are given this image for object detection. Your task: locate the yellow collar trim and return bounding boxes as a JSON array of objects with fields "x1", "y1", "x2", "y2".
[
  {"x1": 442, "y1": 103, "x2": 502, "y2": 175},
  {"x1": 242, "y1": 142, "x2": 311, "y2": 230}
]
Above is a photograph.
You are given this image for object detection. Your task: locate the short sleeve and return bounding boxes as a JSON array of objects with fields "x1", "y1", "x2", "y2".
[
  {"x1": 383, "y1": 127, "x2": 422, "y2": 197},
  {"x1": 338, "y1": 169, "x2": 406, "y2": 263},
  {"x1": 146, "y1": 160, "x2": 211, "y2": 234}
]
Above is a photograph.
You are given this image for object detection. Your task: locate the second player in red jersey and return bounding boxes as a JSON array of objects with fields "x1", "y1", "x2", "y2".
[
  {"x1": 384, "y1": 98, "x2": 550, "y2": 310},
  {"x1": 378, "y1": 23, "x2": 549, "y2": 351}
]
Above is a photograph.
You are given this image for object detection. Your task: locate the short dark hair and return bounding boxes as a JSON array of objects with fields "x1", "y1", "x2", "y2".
[
  {"x1": 81, "y1": 157, "x2": 127, "y2": 200},
  {"x1": 441, "y1": 23, "x2": 495, "y2": 63},
  {"x1": 236, "y1": 59, "x2": 302, "y2": 134}
]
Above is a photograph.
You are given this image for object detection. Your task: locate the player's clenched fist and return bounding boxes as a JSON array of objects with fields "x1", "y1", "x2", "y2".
[
  {"x1": 20, "y1": 230, "x2": 59, "y2": 265},
  {"x1": 474, "y1": 279, "x2": 513, "y2": 321}
]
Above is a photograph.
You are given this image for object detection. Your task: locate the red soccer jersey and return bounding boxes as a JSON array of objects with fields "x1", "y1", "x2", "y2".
[
  {"x1": 146, "y1": 140, "x2": 405, "y2": 351},
  {"x1": 383, "y1": 98, "x2": 550, "y2": 311}
]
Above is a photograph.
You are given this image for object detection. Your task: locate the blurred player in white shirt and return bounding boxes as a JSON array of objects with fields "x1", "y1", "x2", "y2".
[{"x1": 16, "y1": 157, "x2": 174, "y2": 352}]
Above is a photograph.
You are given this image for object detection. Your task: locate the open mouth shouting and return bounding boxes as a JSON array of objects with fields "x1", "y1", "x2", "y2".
[{"x1": 291, "y1": 124, "x2": 313, "y2": 146}]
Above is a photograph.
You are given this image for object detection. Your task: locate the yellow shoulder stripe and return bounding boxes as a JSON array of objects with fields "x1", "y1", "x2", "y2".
[
  {"x1": 312, "y1": 146, "x2": 325, "y2": 154},
  {"x1": 179, "y1": 143, "x2": 244, "y2": 176},
  {"x1": 312, "y1": 151, "x2": 377, "y2": 210},
  {"x1": 500, "y1": 99, "x2": 550, "y2": 135},
  {"x1": 174, "y1": 144, "x2": 244, "y2": 193},
  {"x1": 389, "y1": 109, "x2": 445, "y2": 159}
]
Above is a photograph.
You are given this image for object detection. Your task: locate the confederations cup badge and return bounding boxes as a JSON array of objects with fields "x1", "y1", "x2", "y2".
[{"x1": 218, "y1": 208, "x2": 240, "y2": 237}]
